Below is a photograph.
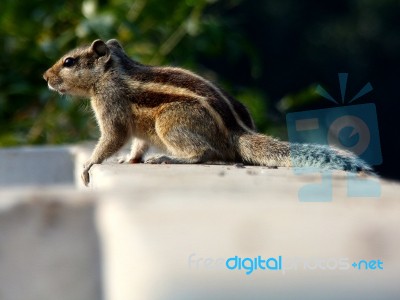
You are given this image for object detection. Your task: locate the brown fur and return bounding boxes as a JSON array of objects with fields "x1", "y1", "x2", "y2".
[{"x1": 44, "y1": 39, "x2": 365, "y2": 186}]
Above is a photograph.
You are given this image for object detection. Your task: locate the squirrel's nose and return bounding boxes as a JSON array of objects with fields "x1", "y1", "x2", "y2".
[{"x1": 43, "y1": 70, "x2": 49, "y2": 82}]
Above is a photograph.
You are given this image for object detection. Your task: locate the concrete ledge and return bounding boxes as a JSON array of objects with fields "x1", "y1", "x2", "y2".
[
  {"x1": 0, "y1": 187, "x2": 101, "y2": 300},
  {"x1": 92, "y1": 163, "x2": 400, "y2": 299},
  {"x1": 1, "y1": 146, "x2": 400, "y2": 299},
  {"x1": 0, "y1": 146, "x2": 76, "y2": 186},
  {"x1": 97, "y1": 192, "x2": 400, "y2": 299}
]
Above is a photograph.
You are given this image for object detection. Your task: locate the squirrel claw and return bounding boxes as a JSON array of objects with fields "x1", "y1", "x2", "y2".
[
  {"x1": 117, "y1": 156, "x2": 126, "y2": 164},
  {"x1": 81, "y1": 170, "x2": 90, "y2": 187},
  {"x1": 81, "y1": 161, "x2": 94, "y2": 187},
  {"x1": 145, "y1": 155, "x2": 173, "y2": 164}
]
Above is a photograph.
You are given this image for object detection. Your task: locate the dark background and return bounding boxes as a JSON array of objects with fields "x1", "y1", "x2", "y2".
[{"x1": 1, "y1": 0, "x2": 399, "y2": 179}]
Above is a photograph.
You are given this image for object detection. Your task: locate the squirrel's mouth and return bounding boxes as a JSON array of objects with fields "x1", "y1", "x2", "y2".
[{"x1": 48, "y1": 82, "x2": 66, "y2": 94}]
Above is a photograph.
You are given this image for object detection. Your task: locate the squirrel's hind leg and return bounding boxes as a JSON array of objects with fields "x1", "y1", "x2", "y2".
[
  {"x1": 151, "y1": 102, "x2": 233, "y2": 164},
  {"x1": 118, "y1": 138, "x2": 149, "y2": 164}
]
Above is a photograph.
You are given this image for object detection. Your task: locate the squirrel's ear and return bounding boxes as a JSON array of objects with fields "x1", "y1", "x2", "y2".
[
  {"x1": 106, "y1": 39, "x2": 124, "y2": 51},
  {"x1": 90, "y1": 39, "x2": 110, "y2": 57}
]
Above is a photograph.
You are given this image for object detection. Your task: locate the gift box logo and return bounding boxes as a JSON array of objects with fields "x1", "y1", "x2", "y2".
[{"x1": 286, "y1": 73, "x2": 382, "y2": 201}]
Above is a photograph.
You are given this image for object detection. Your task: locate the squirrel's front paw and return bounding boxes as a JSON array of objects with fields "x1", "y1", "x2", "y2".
[
  {"x1": 81, "y1": 161, "x2": 94, "y2": 187},
  {"x1": 118, "y1": 155, "x2": 142, "y2": 164},
  {"x1": 117, "y1": 155, "x2": 128, "y2": 164},
  {"x1": 81, "y1": 170, "x2": 90, "y2": 186}
]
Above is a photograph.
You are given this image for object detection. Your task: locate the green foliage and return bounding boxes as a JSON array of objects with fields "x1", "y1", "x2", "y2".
[
  {"x1": 276, "y1": 85, "x2": 320, "y2": 113},
  {"x1": 0, "y1": 0, "x2": 266, "y2": 146},
  {"x1": 1, "y1": 0, "x2": 399, "y2": 146},
  {"x1": 234, "y1": 88, "x2": 269, "y2": 132}
]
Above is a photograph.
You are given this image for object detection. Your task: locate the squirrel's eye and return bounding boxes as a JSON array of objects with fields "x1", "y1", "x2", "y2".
[{"x1": 63, "y1": 57, "x2": 76, "y2": 67}]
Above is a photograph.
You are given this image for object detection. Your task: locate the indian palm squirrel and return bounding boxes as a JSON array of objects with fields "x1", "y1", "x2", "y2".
[{"x1": 43, "y1": 39, "x2": 371, "y2": 186}]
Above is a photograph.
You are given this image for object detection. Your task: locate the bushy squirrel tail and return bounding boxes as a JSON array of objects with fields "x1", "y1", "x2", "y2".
[{"x1": 235, "y1": 132, "x2": 372, "y2": 173}]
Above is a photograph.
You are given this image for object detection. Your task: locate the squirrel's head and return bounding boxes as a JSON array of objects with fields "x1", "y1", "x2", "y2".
[{"x1": 43, "y1": 39, "x2": 125, "y2": 97}]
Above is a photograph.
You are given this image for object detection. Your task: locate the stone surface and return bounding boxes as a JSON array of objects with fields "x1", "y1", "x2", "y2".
[
  {"x1": 1, "y1": 146, "x2": 400, "y2": 300},
  {"x1": 0, "y1": 146, "x2": 76, "y2": 187},
  {"x1": 0, "y1": 188, "x2": 101, "y2": 300},
  {"x1": 91, "y1": 163, "x2": 400, "y2": 300}
]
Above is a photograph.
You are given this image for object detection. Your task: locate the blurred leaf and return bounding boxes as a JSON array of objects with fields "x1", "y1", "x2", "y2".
[
  {"x1": 277, "y1": 85, "x2": 320, "y2": 113},
  {"x1": 1, "y1": 0, "x2": 399, "y2": 148},
  {"x1": 235, "y1": 88, "x2": 269, "y2": 132}
]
